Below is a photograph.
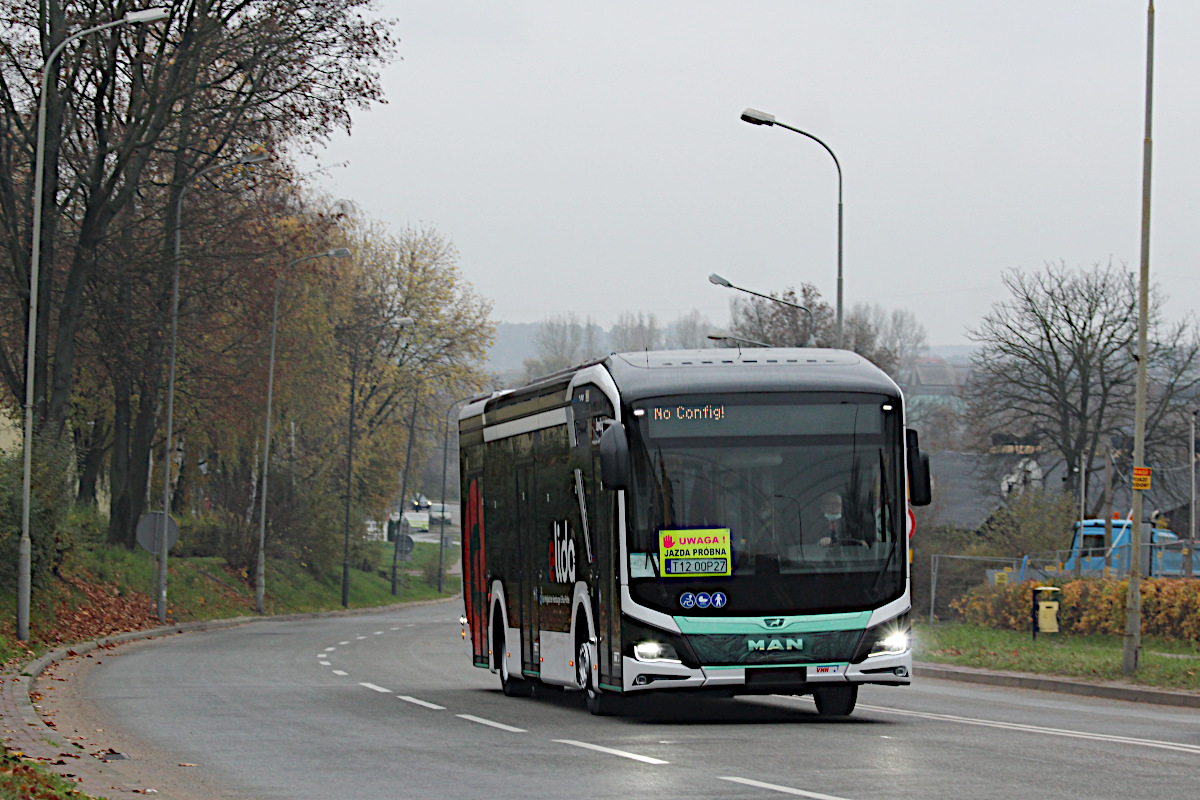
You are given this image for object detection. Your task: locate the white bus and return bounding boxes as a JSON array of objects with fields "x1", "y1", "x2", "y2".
[{"x1": 458, "y1": 348, "x2": 931, "y2": 716}]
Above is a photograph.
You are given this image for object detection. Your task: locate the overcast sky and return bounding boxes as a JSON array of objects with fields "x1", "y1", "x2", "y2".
[{"x1": 297, "y1": 1, "x2": 1199, "y2": 346}]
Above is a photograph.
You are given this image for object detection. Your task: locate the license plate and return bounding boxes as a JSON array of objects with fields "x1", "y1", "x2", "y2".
[{"x1": 664, "y1": 558, "x2": 728, "y2": 575}]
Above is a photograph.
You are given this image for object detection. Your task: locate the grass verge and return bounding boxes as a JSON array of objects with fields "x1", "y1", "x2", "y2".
[{"x1": 915, "y1": 622, "x2": 1200, "y2": 691}]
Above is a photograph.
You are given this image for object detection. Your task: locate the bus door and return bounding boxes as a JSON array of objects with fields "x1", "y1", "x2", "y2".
[
  {"x1": 516, "y1": 465, "x2": 536, "y2": 673},
  {"x1": 589, "y1": 448, "x2": 619, "y2": 689}
]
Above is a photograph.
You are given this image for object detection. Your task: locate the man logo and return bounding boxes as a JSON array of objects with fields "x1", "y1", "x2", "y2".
[
  {"x1": 764, "y1": 618, "x2": 785, "y2": 628},
  {"x1": 747, "y1": 638, "x2": 804, "y2": 652}
]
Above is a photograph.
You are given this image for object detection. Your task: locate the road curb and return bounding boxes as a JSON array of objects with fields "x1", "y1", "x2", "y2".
[
  {"x1": 1, "y1": 596, "x2": 459, "y2": 799},
  {"x1": 914, "y1": 662, "x2": 1200, "y2": 708}
]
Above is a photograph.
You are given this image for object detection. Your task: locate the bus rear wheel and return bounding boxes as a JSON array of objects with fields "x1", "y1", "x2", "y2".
[
  {"x1": 494, "y1": 614, "x2": 532, "y2": 697},
  {"x1": 812, "y1": 684, "x2": 857, "y2": 717}
]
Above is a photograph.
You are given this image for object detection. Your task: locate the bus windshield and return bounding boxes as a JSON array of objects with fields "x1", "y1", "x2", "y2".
[{"x1": 627, "y1": 392, "x2": 905, "y2": 616}]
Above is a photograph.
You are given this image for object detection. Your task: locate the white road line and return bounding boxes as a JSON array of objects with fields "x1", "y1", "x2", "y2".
[
  {"x1": 332, "y1": 670, "x2": 348, "y2": 676},
  {"x1": 390, "y1": 627, "x2": 400, "y2": 631},
  {"x1": 855, "y1": 703, "x2": 1200, "y2": 755},
  {"x1": 553, "y1": 739, "x2": 668, "y2": 765},
  {"x1": 318, "y1": 661, "x2": 330, "y2": 667},
  {"x1": 356, "y1": 636, "x2": 367, "y2": 640},
  {"x1": 360, "y1": 683, "x2": 392, "y2": 693},
  {"x1": 339, "y1": 641, "x2": 350, "y2": 645},
  {"x1": 719, "y1": 777, "x2": 853, "y2": 799},
  {"x1": 398, "y1": 695, "x2": 445, "y2": 710},
  {"x1": 374, "y1": 631, "x2": 384, "y2": 635},
  {"x1": 324, "y1": 646, "x2": 336, "y2": 651},
  {"x1": 456, "y1": 714, "x2": 526, "y2": 733}
]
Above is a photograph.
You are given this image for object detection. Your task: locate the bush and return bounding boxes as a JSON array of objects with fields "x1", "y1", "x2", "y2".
[
  {"x1": 951, "y1": 578, "x2": 1200, "y2": 641},
  {"x1": 0, "y1": 433, "x2": 74, "y2": 592}
]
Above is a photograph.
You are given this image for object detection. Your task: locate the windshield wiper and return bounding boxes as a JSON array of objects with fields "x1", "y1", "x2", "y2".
[{"x1": 871, "y1": 448, "x2": 897, "y2": 593}]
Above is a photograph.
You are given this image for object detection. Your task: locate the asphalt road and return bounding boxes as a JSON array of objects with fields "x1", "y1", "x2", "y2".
[{"x1": 60, "y1": 600, "x2": 1200, "y2": 800}]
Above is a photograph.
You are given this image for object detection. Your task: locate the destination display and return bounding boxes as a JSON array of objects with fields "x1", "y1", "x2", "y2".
[{"x1": 644, "y1": 402, "x2": 880, "y2": 438}]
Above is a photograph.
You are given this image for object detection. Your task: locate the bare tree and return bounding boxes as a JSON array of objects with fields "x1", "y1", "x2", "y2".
[
  {"x1": 965, "y1": 260, "x2": 1200, "y2": 513},
  {"x1": 521, "y1": 313, "x2": 605, "y2": 382},
  {"x1": 610, "y1": 311, "x2": 663, "y2": 353},
  {"x1": 666, "y1": 309, "x2": 714, "y2": 349}
]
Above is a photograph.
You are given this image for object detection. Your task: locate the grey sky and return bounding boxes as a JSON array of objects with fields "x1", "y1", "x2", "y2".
[{"x1": 298, "y1": 2, "x2": 1199, "y2": 346}]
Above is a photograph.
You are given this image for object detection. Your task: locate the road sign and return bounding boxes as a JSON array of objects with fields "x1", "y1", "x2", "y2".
[
  {"x1": 136, "y1": 511, "x2": 179, "y2": 554},
  {"x1": 1132, "y1": 466, "x2": 1152, "y2": 491},
  {"x1": 398, "y1": 533, "x2": 415, "y2": 561}
]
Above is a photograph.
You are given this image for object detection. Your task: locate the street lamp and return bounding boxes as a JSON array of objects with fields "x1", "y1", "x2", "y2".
[
  {"x1": 707, "y1": 331, "x2": 771, "y2": 348},
  {"x1": 740, "y1": 107, "x2": 844, "y2": 347},
  {"x1": 343, "y1": 316, "x2": 414, "y2": 608},
  {"x1": 18, "y1": 7, "x2": 170, "y2": 641},
  {"x1": 255, "y1": 247, "x2": 352, "y2": 614},
  {"x1": 156, "y1": 149, "x2": 269, "y2": 624},
  {"x1": 708, "y1": 272, "x2": 815, "y2": 346}
]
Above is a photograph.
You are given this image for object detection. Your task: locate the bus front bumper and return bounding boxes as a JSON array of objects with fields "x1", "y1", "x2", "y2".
[{"x1": 621, "y1": 651, "x2": 912, "y2": 694}]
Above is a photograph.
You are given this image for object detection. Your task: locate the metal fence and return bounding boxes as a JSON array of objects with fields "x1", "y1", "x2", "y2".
[{"x1": 927, "y1": 542, "x2": 1198, "y2": 624}]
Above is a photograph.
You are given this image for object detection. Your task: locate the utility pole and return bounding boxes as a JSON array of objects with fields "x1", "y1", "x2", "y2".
[
  {"x1": 391, "y1": 396, "x2": 420, "y2": 596},
  {"x1": 1188, "y1": 408, "x2": 1196, "y2": 579},
  {"x1": 1124, "y1": 0, "x2": 1154, "y2": 675},
  {"x1": 1103, "y1": 440, "x2": 1114, "y2": 576}
]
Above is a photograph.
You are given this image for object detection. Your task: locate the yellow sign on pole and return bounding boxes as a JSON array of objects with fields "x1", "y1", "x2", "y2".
[{"x1": 1133, "y1": 466, "x2": 1152, "y2": 491}]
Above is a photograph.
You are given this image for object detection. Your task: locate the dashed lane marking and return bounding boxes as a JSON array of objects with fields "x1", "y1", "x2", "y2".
[
  {"x1": 854, "y1": 703, "x2": 1200, "y2": 755},
  {"x1": 553, "y1": 739, "x2": 668, "y2": 765},
  {"x1": 324, "y1": 647, "x2": 336, "y2": 651},
  {"x1": 398, "y1": 696, "x2": 445, "y2": 710},
  {"x1": 456, "y1": 714, "x2": 526, "y2": 733},
  {"x1": 318, "y1": 661, "x2": 330, "y2": 667},
  {"x1": 339, "y1": 641, "x2": 350, "y2": 645},
  {"x1": 374, "y1": 631, "x2": 384, "y2": 635},
  {"x1": 719, "y1": 777, "x2": 854, "y2": 799},
  {"x1": 332, "y1": 671, "x2": 348, "y2": 676},
  {"x1": 360, "y1": 683, "x2": 392, "y2": 693}
]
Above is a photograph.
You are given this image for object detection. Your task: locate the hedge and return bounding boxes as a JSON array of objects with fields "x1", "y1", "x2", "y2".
[{"x1": 950, "y1": 578, "x2": 1200, "y2": 641}]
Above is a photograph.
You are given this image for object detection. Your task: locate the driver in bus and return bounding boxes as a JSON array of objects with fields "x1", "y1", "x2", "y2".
[{"x1": 818, "y1": 492, "x2": 869, "y2": 547}]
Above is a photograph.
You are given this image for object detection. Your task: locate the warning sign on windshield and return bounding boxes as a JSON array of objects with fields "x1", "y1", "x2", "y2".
[{"x1": 658, "y1": 529, "x2": 732, "y2": 579}]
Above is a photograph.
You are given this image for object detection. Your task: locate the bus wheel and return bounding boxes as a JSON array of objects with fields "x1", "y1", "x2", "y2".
[
  {"x1": 576, "y1": 621, "x2": 616, "y2": 715},
  {"x1": 494, "y1": 615, "x2": 532, "y2": 697},
  {"x1": 812, "y1": 684, "x2": 857, "y2": 717}
]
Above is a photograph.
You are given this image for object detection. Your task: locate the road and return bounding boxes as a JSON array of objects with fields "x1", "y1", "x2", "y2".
[{"x1": 47, "y1": 600, "x2": 1200, "y2": 800}]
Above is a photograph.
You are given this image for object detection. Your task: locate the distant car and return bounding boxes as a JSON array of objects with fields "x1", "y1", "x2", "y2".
[
  {"x1": 412, "y1": 495, "x2": 431, "y2": 512},
  {"x1": 428, "y1": 503, "x2": 451, "y2": 524}
]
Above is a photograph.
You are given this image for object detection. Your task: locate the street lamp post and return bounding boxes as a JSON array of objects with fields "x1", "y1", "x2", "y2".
[
  {"x1": 391, "y1": 395, "x2": 420, "y2": 596},
  {"x1": 740, "y1": 107, "x2": 844, "y2": 347},
  {"x1": 342, "y1": 317, "x2": 414, "y2": 608},
  {"x1": 708, "y1": 272, "x2": 814, "y2": 346},
  {"x1": 436, "y1": 402, "x2": 459, "y2": 594},
  {"x1": 19, "y1": 7, "x2": 170, "y2": 641},
  {"x1": 156, "y1": 150, "x2": 268, "y2": 625},
  {"x1": 255, "y1": 247, "x2": 352, "y2": 614}
]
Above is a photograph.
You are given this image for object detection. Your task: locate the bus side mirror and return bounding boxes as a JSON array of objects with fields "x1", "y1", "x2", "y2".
[
  {"x1": 906, "y1": 429, "x2": 932, "y2": 507},
  {"x1": 599, "y1": 423, "x2": 629, "y2": 490}
]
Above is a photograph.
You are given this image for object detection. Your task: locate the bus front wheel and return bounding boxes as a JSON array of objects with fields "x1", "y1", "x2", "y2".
[
  {"x1": 812, "y1": 684, "x2": 857, "y2": 717},
  {"x1": 576, "y1": 617, "x2": 617, "y2": 715}
]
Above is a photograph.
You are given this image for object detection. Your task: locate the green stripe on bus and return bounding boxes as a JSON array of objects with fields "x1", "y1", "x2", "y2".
[
  {"x1": 599, "y1": 683, "x2": 622, "y2": 691},
  {"x1": 673, "y1": 610, "x2": 870, "y2": 635}
]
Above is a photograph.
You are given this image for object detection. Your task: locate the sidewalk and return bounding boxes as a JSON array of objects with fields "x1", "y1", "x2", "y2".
[{"x1": 915, "y1": 661, "x2": 1200, "y2": 709}]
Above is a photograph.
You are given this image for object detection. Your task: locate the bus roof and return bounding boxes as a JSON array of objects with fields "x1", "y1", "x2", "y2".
[{"x1": 602, "y1": 348, "x2": 900, "y2": 403}]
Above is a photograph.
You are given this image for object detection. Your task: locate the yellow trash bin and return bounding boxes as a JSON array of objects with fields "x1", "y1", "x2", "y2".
[{"x1": 1032, "y1": 586, "x2": 1061, "y2": 639}]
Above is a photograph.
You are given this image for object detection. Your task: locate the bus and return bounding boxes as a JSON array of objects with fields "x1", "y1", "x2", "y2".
[{"x1": 457, "y1": 348, "x2": 931, "y2": 716}]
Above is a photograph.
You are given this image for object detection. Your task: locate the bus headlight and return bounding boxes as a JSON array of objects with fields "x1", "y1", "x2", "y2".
[
  {"x1": 868, "y1": 630, "x2": 909, "y2": 658},
  {"x1": 633, "y1": 641, "x2": 681, "y2": 663}
]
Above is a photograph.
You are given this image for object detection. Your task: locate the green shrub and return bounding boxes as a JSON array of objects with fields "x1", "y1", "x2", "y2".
[
  {"x1": 951, "y1": 577, "x2": 1200, "y2": 641},
  {"x1": 0, "y1": 433, "x2": 73, "y2": 592}
]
